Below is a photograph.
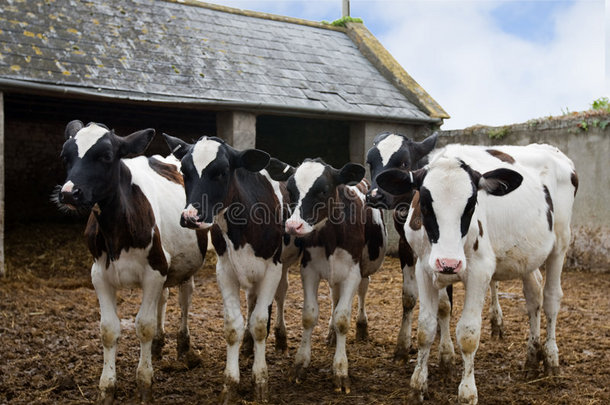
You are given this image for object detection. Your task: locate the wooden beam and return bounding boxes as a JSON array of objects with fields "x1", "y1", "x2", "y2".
[{"x1": 0, "y1": 92, "x2": 5, "y2": 277}]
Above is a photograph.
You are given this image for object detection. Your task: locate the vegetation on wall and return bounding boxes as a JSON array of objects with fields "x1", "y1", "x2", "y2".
[{"x1": 321, "y1": 16, "x2": 364, "y2": 27}]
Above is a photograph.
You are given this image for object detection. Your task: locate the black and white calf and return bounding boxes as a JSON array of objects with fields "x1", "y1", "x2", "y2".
[
  {"x1": 56, "y1": 121, "x2": 207, "y2": 404},
  {"x1": 162, "y1": 134, "x2": 286, "y2": 403},
  {"x1": 376, "y1": 144, "x2": 577, "y2": 404},
  {"x1": 365, "y1": 132, "x2": 455, "y2": 363},
  {"x1": 268, "y1": 158, "x2": 387, "y2": 393}
]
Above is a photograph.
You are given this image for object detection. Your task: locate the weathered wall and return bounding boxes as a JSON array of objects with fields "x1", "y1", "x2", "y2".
[{"x1": 434, "y1": 114, "x2": 609, "y2": 272}]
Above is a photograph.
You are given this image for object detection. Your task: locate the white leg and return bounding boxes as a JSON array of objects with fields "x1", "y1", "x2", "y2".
[
  {"x1": 274, "y1": 263, "x2": 289, "y2": 354},
  {"x1": 178, "y1": 277, "x2": 200, "y2": 367},
  {"x1": 331, "y1": 267, "x2": 361, "y2": 394},
  {"x1": 355, "y1": 276, "x2": 370, "y2": 341},
  {"x1": 438, "y1": 287, "x2": 455, "y2": 371},
  {"x1": 522, "y1": 269, "x2": 543, "y2": 378},
  {"x1": 152, "y1": 287, "x2": 168, "y2": 360},
  {"x1": 456, "y1": 272, "x2": 490, "y2": 405},
  {"x1": 543, "y1": 249, "x2": 566, "y2": 376},
  {"x1": 410, "y1": 261, "x2": 438, "y2": 403},
  {"x1": 135, "y1": 270, "x2": 165, "y2": 404},
  {"x1": 250, "y1": 263, "x2": 282, "y2": 401},
  {"x1": 489, "y1": 281, "x2": 504, "y2": 338},
  {"x1": 326, "y1": 283, "x2": 340, "y2": 346},
  {"x1": 92, "y1": 264, "x2": 120, "y2": 405},
  {"x1": 294, "y1": 265, "x2": 320, "y2": 382},
  {"x1": 216, "y1": 256, "x2": 244, "y2": 404},
  {"x1": 395, "y1": 242, "x2": 417, "y2": 361}
]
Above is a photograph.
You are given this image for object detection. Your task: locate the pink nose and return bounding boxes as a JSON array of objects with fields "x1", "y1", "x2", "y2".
[
  {"x1": 285, "y1": 220, "x2": 304, "y2": 235},
  {"x1": 435, "y1": 258, "x2": 462, "y2": 274}
]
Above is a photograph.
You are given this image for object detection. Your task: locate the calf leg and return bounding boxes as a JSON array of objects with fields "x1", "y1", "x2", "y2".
[
  {"x1": 355, "y1": 276, "x2": 370, "y2": 341},
  {"x1": 326, "y1": 284, "x2": 339, "y2": 347},
  {"x1": 522, "y1": 270, "x2": 543, "y2": 379},
  {"x1": 438, "y1": 287, "x2": 455, "y2": 372},
  {"x1": 241, "y1": 290, "x2": 256, "y2": 357},
  {"x1": 489, "y1": 281, "x2": 504, "y2": 339},
  {"x1": 217, "y1": 259, "x2": 244, "y2": 405},
  {"x1": 92, "y1": 265, "x2": 120, "y2": 405},
  {"x1": 293, "y1": 266, "x2": 320, "y2": 383},
  {"x1": 152, "y1": 287, "x2": 168, "y2": 360},
  {"x1": 274, "y1": 264, "x2": 289, "y2": 354},
  {"x1": 135, "y1": 271, "x2": 165, "y2": 404},
  {"x1": 250, "y1": 264, "x2": 282, "y2": 402},
  {"x1": 178, "y1": 277, "x2": 201, "y2": 368},
  {"x1": 395, "y1": 240, "x2": 417, "y2": 362},
  {"x1": 410, "y1": 262, "x2": 438, "y2": 403},
  {"x1": 331, "y1": 267, "x2": 361, "y2": 394},
  {"x1": 456, "y1": 272, "x2": 490, "y2": 405},
  {"x1": 543, "y1": 248, "x2": 566, "y2": 376}
]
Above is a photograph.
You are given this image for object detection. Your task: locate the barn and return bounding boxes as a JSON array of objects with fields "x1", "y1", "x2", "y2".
[{"x1": 0, "y1": 0, "x2": 448, "y2": 274}]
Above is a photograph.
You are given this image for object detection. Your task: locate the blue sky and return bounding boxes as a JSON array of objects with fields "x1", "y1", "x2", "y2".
[{"x1": 207, "y1": 1, "x2": 607, "y2": 129}]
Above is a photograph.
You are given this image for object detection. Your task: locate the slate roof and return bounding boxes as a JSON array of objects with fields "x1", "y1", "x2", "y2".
[{"x1": 0, "y1": 0, "x2": 445, "y2": 123}]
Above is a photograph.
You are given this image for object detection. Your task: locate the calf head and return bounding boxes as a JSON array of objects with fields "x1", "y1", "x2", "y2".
[
  {"x1": 376, "y1": 157, "x2": 523, "y2": 274},
  {"x1": 366, "y1": 132, "x2": 438, "y2": 209},
  {"x1": 56, "y1": 120, "x2": 155, "y2": 213},
  {"x1": 162, "y1": 134, "x2": 269, "y2": 229},
  {"x1": 268, "y1": 158, "x2": 365, "y2": 237}
]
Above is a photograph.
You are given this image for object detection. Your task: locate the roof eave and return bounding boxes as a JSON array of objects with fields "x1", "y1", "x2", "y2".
[{"x1": 0, "y1": 78, "x2": 442, "y2": 125}]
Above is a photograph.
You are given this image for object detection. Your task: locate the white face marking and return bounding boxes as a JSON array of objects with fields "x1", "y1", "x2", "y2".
[
  {"x1": 294, "y1": 161, "x2": 325, "y2": 205},
  {"x1": 61, "y1": 180, "x2": 74, "y2": 193},
  {"x1": 377, "y1": 134, "x2": 404, "y2": 166},
  {"x1": 74, "y1": 124, "x2": 107, "y2": 158},
  {"x1": 192, "y1": 137, "x2": 221, "y2": 176}
]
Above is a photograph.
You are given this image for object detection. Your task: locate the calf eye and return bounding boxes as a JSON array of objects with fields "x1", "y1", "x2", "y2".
[{"x1": 100, "y1": 153, "x2": 113, "y2": 163}]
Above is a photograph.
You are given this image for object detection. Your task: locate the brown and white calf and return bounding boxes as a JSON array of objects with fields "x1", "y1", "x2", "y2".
[
  {"x1": 376, "y1": 144, "x2": 577, "y2": 404},
  {"x1": 55, "y1": 121, "x2": 207, "y2": 404},
  {"x1": 163, "y1": 134, "x2": 288, "y2": 403},
  {"x1": 364, "y1": 132, "x2": 456, "y2": 362},
  {"x1": 268, "y1": 158, "x2": 387, "y2": 394}
]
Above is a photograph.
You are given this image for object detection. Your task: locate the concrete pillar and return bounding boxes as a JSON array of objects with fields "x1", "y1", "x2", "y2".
[
  {"x1": 216, "y1": 111, "x2": 257, "y2": 150},
  {"x1": 0, "y1": 92, "x2": 4, "y2": 277}
]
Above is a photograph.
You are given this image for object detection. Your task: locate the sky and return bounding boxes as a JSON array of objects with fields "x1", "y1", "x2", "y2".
[{"x1": 203, "y1": 0, "x2": 607, "y2": 130}]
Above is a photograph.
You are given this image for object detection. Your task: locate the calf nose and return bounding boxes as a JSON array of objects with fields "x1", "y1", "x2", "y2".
[
  {"x1": 435, "y1": 258, "x2": 462, "y2": 274},
  {"x1": 180, "y1": 206, "x2": 204, "y2": 229},
  {"x1": 60, "y1": 187, "x2": 82, "y2": 205},
  {"x1": 285, "y1": 220, "x2": 304, "y2": 235},
  {"x1": 366, "y1": 189, "x2": 384, "y2": 206}
]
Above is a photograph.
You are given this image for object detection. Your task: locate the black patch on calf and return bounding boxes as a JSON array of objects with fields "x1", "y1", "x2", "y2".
[
  {"x1": 571, "y1": 171, "x2": 579, "y2": 196},
  {"x1": 486, "y1": 149, "x2": 516, "y2": 164},
  {"x1": 195, "y1": 229, "x2": 209, "y2": 256},
  {"x1": 393, "y1": 208, "x2": 415, "y2": 268},
  {"x1": 473, "y1": 238, "x2": 479, "y2": 251},
  {"x1": 211, "y1": 225, "x2": 227, "y2": 256},
  {"x1": 408, "y1": 191, "x2": 422, "y2": 231},
  {"x1": 460, "y1": 190, "x2": 477, "y2": 238},
  {"x1": 543, "y1": 185, "x2": 554, "y2": 231},
  {"x1": 148, "y1": 226, "x2": 169, "y2": 276},
  {"x1": 419, "y1": 187, "x2": 439, "y2": 244},
  {"x1": 478, "y1": 220, "x2": 483, "y2": 237},
  {"x1": 365, "y1": 208, "x2": 384, "y2": 262}
]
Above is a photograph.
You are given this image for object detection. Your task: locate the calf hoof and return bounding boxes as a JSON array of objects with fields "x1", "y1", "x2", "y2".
[
  {"x1": 393, "y1": 345, "x2": 414, "y2": 363},
  {"x1": 408, "y1": 389, "x2": 425, "y2": 404},
  {"x1": 326, "y1": 330, "x2": 336, "y2": 347},
  {"x1": 543, "y1": 361, "x2": 560, "y2": 377},
  {"x1": 98, "y1": 387, "x2": 115, "y2": 405},
  {"x1": 438, "y1": 354, "x2": 455, "y2": 377},
  {"x1": 290, "y1": 364, "x2": 307, "y2": 384},
  {"x1": 152, "y1": 333, "x2": 165, "y2": 361},
  {"x1": 274, "y1": 327, "x2": 288, "y2": 355},
  {"x1": 490, "y1": 322, "x2": 504, "y2": 340},
  {"x1": 241, "y1": 331, "x2": 254, "y2": 358},
  {"x1": 137, "y1": 380, "x2": 153, "y2": 405},
  {"x1": 219, "y1": 379, "x2": 238, "y2": 405},
  {"x1": 355, "y1": 321, "x2": 368, "y2": 342},
  {"x1": 333, "y1": 374, "x2": 351, "y2": 394},
  {"x1": 176, "y1": 331, "x2": 190, "y2": 359},
  {"x1": 179, "y1": 348, "x2": 202, "y2": 369},
  {"x1": 254, "y1": 381, "x2": 269, "y2": 402}
]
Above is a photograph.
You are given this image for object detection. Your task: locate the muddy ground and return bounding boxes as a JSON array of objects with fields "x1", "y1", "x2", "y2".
[{"x1": 1, "y1": 223, "x2": 609, "y2": 404}]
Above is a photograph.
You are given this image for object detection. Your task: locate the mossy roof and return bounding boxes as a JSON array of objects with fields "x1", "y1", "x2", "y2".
[{"x1": 0, "y1": 0, "x2": 446, "y2": 123}]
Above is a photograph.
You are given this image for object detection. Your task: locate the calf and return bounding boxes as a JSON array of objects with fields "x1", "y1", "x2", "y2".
[
  {"x1": 268, "y1": 158, "x2": 387, "y2": 393},
  {"x1": 55, "y1": 121, "x2": 207, "y2": 404},
  {"x1": 162, "y1": 134, "x2": 285, "y2": 403},
  {"x1": 376, "y1": 144, "x2": 577, "y2": 404},
  {"x1": 366, "y1": 132, "x2": 454, "y2": 364}
]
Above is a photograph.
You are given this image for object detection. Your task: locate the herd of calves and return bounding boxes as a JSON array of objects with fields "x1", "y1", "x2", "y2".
[{"x1": 55, "y1": 120, "x2": 578, "y2": 404}]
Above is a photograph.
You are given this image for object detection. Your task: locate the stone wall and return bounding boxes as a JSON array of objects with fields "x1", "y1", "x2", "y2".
[{"x1": 425, "y1": 113, "x2": 609, "y2": 272}]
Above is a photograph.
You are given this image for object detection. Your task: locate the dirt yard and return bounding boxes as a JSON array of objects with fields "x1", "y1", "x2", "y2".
[{"x1": 1, "y1": 223, "x2": 609, "y2": 404}]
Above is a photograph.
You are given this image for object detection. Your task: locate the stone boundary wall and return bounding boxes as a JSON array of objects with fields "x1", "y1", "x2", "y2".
[{"x1": 435, "y1": 113, "x2": 610, "y2": 272}]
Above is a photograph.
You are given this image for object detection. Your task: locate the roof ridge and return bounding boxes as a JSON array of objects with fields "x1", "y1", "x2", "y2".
[{"x1": 162, "y1": 0, "x2": 346, "y2": 32}]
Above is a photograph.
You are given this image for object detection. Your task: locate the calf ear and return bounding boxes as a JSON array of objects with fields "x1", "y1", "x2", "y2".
[
  {"x1": 65, "y1": 120, "x2": 84, "y2": 139},
  {"x1": 237, "y1": 149, "x2": 270, "y2": 172},
  {"x1": 376, "y1": 168, "x2": 425, "y2": 195},
  {"x1": 479, "y1": 168, "x2": 523, "y2": 196},
  {"x1": 266, "y1": 158, "x2": 295, "y2": 181},
  {"x1": 162, "y1": 133, "x2": 192, "y2": 160},
  {"x1": 412, "y1": 132, "x2": 438, "y2": 161},
  {"x1": 336, "y1": 163, "x2": 365, "y2": 186},
  {"x1": 118, "y1": 128, "x2": 156, "y2": 158}
]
